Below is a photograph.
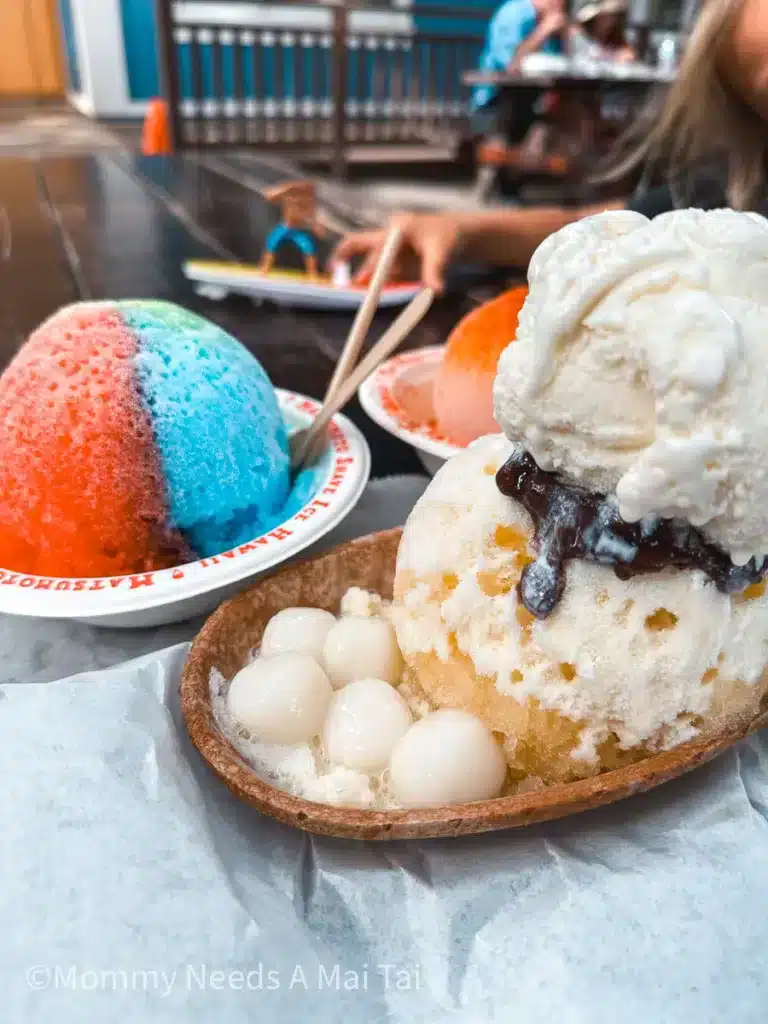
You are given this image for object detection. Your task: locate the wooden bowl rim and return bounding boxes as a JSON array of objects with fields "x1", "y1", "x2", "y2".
[{"x1": 180, "y1": 528, "x2": 768, "y2": 840}]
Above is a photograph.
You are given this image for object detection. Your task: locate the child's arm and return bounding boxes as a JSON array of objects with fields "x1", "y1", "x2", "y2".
[{"x1": 331, "y1": 202, "x2": 623, "y2": 291}]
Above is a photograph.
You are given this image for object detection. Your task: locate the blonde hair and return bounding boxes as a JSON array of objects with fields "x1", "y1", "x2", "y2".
[{"x1": 611, "y1": 0, "x2": 766, "y2": 209}]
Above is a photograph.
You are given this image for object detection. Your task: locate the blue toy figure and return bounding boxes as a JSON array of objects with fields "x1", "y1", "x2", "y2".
[{"x1": 260, "y1": 181, "x2": 324, "y2": 278}]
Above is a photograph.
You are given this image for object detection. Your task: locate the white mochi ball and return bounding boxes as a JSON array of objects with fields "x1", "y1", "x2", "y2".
[
  {"x1": 226, "y1": 653, "x2": 332, "y2": 745},
  {"x1": 322, "y1": 678, "x2": 413, "y2": 772},
  {"x1": 322, "y1": 616, "x2": 403, "y2": 689},
  {"x1": 260, "y1": 607, "x2": 336, "y2": 661},
  {"x1": 389, "y1": 709, "x2": 507, "y2": 808}
]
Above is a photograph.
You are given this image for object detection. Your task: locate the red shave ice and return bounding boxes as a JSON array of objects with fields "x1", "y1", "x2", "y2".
[
  {"x1": 433, "y1": 286, "x2": 527, "y2": 447},
  {"x1": 0, "y1": 305, "x2": 190, "y2": 578}
]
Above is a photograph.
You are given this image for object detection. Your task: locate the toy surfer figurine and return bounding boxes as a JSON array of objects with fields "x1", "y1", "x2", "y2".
[{"x1": 260, "y1": 180, "x2": 324, "y2": 278}]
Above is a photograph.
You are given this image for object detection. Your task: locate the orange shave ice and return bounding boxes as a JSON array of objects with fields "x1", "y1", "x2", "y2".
[{"x1": 433, "y1": 285, "x2": 527, "y2": 447}]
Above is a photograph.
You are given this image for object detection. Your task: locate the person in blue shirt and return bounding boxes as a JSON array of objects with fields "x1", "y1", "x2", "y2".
[
  {"x1": 472, "y1": 0, "x2": 567, "y2": 145},
  {"x1": 334, "y1": 0, "x2": 768, "y2": 292}
]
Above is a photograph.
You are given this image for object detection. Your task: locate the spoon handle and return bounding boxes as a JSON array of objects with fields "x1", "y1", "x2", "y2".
[{"x1": 322, "y1": 226, "x2": 403, "y2": 406}]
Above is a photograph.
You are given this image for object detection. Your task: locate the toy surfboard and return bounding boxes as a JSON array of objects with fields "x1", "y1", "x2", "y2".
[{"x1": 183, "y1": 259, "x2": 421, "y2": 311}]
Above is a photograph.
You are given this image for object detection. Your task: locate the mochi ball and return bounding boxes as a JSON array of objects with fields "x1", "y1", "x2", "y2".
[
  {"x1": 322, "y1": 678, "x2": 413, "y2": 771},
  {"x1": 261, "y1": 607, "x2": 337, "y2": 662},
  {"x1": 323, "y1": 616, "x2": 403, "y2": 689},
  {"x1": 227, "y1": 652, "x2": 332, "y2": 745},
  {"x1": 389, "y1": 709, "x2": 507, "y2": 808}
]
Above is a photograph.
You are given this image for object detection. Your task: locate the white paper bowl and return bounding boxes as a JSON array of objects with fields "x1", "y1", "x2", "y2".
[
  {"x1": 0, "y1": 391, "x2": 370, "y2": 629},
  {"x1": 358, "y1": 346, "x2": 462, "y2": 475}
]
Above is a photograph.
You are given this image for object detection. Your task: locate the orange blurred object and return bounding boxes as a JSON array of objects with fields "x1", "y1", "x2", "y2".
[
  {"x1": 477, "y1": 142, "x2": 570, "y2": 176},
  {"x1": 477, "y1": 141, "x2": 513, "y2": 168},
  {"x1": 433, "y1": 285, "x2": 528, "y2": 447},
  {"x1": 141, "y1": 98, "x2": 172, "y2": 156}
]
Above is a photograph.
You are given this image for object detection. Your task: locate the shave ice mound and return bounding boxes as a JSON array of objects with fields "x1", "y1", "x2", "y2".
[
  {"x1": 432, "y1": 286, "x2": 527, "y2": 447},
  {"x1": 0, "y1": 301, "x2": 317, "y2": 578},
  {"x1": 393, "y1": 436, "x2": 768, "y2": 787},
  {"x1": 394, "y1": 209, "x2": 768, "y2": 787}
]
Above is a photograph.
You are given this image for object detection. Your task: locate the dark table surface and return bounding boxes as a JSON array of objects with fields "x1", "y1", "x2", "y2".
[{"x1": 0, "y1": 152, "x2": 519, "y2": 478}]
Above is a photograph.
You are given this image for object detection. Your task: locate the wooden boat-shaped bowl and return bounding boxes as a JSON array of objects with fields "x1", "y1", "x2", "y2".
[{"x1": 180, "y1": 528, "x2": 768, "y2": 840}]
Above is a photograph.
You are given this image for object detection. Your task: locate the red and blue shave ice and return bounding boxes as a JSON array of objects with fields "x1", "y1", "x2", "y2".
[{"x1": 0, "y1": 301, "x2": 312, "y2": 577}]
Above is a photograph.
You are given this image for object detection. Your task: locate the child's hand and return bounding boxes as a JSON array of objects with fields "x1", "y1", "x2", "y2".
[{"x1": 330, "y1": 213, "x2": 463, "y2": 292}]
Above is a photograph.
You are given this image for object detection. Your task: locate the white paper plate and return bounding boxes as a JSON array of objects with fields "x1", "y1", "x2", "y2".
[
  {"x1": 184, "y1": 260, "x2": 421, "y2": 310},
  {"x1": 358, "y1": 346, "x2": 462, "y2": 475},
  {"x1": 0, "y1": 391, "x2": 370, "y2": 629}
]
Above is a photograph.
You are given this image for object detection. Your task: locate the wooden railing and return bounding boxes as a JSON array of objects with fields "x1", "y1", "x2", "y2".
[{"x1": 155, "y1": 1, "x2": 488, "y2": 174}]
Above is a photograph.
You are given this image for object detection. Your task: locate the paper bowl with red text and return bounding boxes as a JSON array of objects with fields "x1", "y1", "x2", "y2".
[
  {"x1": 0, "y1": 391, "x2": 370, "y2": 629},
  {"x1": 359, "y1": 346, "x2": 461, "y2": 476}
]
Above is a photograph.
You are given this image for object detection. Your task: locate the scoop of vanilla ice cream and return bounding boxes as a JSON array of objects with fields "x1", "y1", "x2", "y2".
[
  {"x1": 493, "y1": 208, "x2": 768, "y2": 564},
  {"x1": 393, "y1": 436, "x2": 768, "y2": 784}
]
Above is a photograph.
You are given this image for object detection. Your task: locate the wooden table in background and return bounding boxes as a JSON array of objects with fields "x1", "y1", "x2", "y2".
[
  {"x1": 464, "y1": 62, "x2": 671, "y2": 184},
  {"x1": 0, "y1": 153, "x2": 517, "y2": 478},
  {"x1": 463, "y1": 63, "x2": 672, "y2": 92}
]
